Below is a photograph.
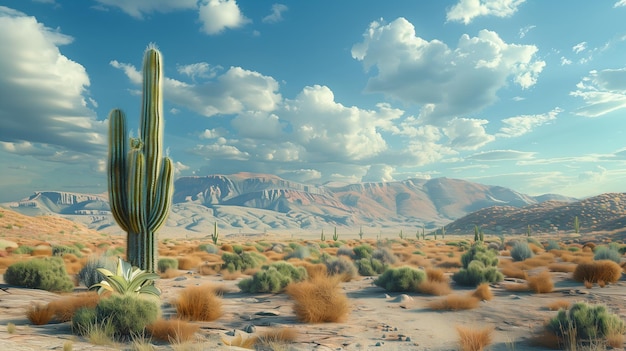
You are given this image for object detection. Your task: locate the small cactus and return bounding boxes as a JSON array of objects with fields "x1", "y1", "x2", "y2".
[
  {"x1": 212, "y1": 222, "x2": 219, "y2": 245},
  {"x1": 320, "y1": 229, "x2": 325, "y2": 241},
  {"x1": 333, "y1": 227, "x2": 339, "y2": 241}
]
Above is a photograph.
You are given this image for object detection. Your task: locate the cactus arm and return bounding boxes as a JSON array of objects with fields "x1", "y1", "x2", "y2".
[
  {"x1": 148, "y1": 157, "x2": 174, "y2": 231},
  {"x1": 107, "y1": 109, "x2": 130, "y2": 232},
  {"x1": 140, "y1": 46, "x2": 163, "y2": 214},
  {"x1": 127, "y1": 149, "x2": 148, "y2": 235}
]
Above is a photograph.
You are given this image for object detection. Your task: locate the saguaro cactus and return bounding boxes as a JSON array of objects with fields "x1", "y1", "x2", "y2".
[{"x1": 107, "y1": 45, "x2": 173, "y2": 273}]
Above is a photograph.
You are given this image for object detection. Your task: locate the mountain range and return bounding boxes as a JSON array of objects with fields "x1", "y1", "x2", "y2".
[{"x1": 0, "y1": 172, "x2": 579, "y2": 236}]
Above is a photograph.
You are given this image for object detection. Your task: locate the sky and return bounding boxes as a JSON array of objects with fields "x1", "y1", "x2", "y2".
[{"x1": 1, "y1": 0, "x2": 626, "y2": 203}]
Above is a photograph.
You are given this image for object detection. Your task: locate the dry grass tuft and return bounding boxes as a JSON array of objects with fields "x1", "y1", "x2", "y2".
[
  {"x1": 425, "y1": 267, "x2": 447, "y2": 283},
  {"x1": 606, "y1": 332, "x2": 624, "y2": 349},
  {"x1": 500, "y1": 265, "x2": 528, "y2": 280},
  {"x1": 417, "y1": 280, "x2": 452, "y2": 296},
  {"x1": 175, "y1": 284, "x2": 223, "y2": 321},
  {"x1": 527, "y1": 271, "x2": 554, "y2": 294},
  {"x1": 26, "y1": 303, "x2": 55, "y2": 325},
  {"x1": 286, "y1": 275, "x2": 350, "y2": 323},
  {"x1": 547, "y1": 262, "x2": 576, "y2": 273},
  {"x1": 471, "y1": 283, "x2": 493, "y2": 301},
  {"x1": 196, "y1": 264, "x2": 217, "y2": 276},
  {"x1": 573, "y1": 260, "x2": 623, "y2": 284},
  {"x1": 503, "y1": 282, "x2": 530, "y2": 292},
  {"x1": 456, "y1": 325, "x2": 493, "y2": 351},
  {"x1": 546, "y1": 300, "x2": 570, "y2": 311},
  {"x1": 295, "y1": 262, "x2": 327, "y2": 280},
  {"x1": 160, "y1": 268, "x2": 183, "y2": 279},
  {"x1": 177, "y1": 256, "x2": 202, "y2": 270},
  {"x1": 147, "y1": 318, "x2": 199, "y2": 343},
  {"x1": 48, "y1": 292, "x2": 100, "y2": 322},
  {"x1": 255, "y1": 327, "x2": 298, "y2": 348},
  {"x1": 427, "y1": 294, "x2": 480, "y2": 311}
]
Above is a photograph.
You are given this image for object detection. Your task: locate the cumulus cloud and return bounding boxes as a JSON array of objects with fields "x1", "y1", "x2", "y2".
[
  {"x1": 352, "y1": 18, "x2": 545, "y2": 124},
  {"x1": 446, "y1": 0, "x2": 526, "y2": 24},
  {"x1": 112, "y1": 61, "x2": 281, "y2": 117},
  {"x1": 614, "y1": 0, "x2": 626, "y2": 7},
  {"x1": 572, "y1": 41, "x2": 587, "y2": 54},
  {"x1": 561, "y1": 57, "x2": 572, "y2": 65},
  {"x1": 177, "y1": 62, "x2": 222, "y2": 80},
  {"x1": 444, "y1": 118, "x2": 494, "y2": 150},
  {"x1": 497, "y1": 107, "x2": 562, "y2": 137},
  {"x1": 518, "y1": 25, "x2": 535, "y2": 38},
  {"x1": 198, "y1": 0, "x2": 250, "y2": 35},
  {"x1": 263, "y1": 3, "x2": 287, "y2": 23},
  {"x1": 362, "y1": 164, "x2": 395, "y2": 182},
  {"x1": 570, "y1": 68, "x2": 626, "y2": 117},
  {"x1": 468, "y1": 149, "x2": 535, "y2": 161},
  {"x1": 579, "y1": 165, "x2": 607, "y2": 182},
  {"x1": 0, "y1": 7, "x2": 105, "y2": 159},
  {"x1": 93, "y1": 0, "x2": 196, "y2": 19}
]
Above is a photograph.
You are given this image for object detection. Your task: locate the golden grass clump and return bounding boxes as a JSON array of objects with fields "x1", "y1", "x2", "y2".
[
  {"x1": 196, "y1": 264, "x2": 217, "y2": 276},
  {"x1": 160, "y1": 268, "x2": 183, "y2": 279},
  {"x1": 295, "y1": 262, "x2": 327, "y2": 280},
  {"x1": 175, "y1": 284, "x2": 223, "y2": 321},
  {"x1": 546, "y1": 300, "x2": 571, "y2": 311},
  {"x1": 48, "y1": 291, "x2": 100, "y2": 322},
  {"x1": 286, "y1": 275, "x2": 350, "y2": 323},
  {"x1": 547, "y1": 262, "x2": 576, "y2": 273},
  {"x1": 26, "y1": 303, "x2": 55, "y2": 325},
  {"x1": 417, "y1": 280, "x2": 452, "y2": 296},
  {"x1": 573, "y1": 260, "x2": 623, "y2": 284},
  {"x1": 471, "y1": 283, "x2": 493, "y2": 301},
  {"x1": 147, "y1": 318, "x2": 199, "y2": 343},
  {"x1": 177, "y1": 256, "x2": 202, "y2": 270},
  {"x1": 456, "y1": 326, "x2": 493, "y2": 351},
  {"x1": 255, "y1": 327, "x2": 298, "y2": 348},
  {"x1": 527, "y1": 271, "x2": 554, "y2": 294},
  {"x1": 499, "y1": 265, "x2": 528, "y2": 280},
  {"x1": 427, "y1": 294, "x2": 480, "y2": 311},
  {"x1": 425, "y1": 268, "x2": 447, "y2": 283}
]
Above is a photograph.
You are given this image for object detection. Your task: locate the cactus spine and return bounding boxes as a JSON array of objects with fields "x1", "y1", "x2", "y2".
[{"x1": 107, "y1": 45, "x2": 173, "y2": 273}]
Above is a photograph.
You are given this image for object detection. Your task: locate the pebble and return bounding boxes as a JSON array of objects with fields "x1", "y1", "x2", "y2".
[
  {"x1": 243, "y1": 324, "x2": 256, "y2": 333},
  {"x1": 174, "y1": 276, "x2": 187, "y2": 281}
]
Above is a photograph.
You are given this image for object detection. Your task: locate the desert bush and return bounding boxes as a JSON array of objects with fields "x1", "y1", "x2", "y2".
[
  {"x1": 12, "y1": 245, "x2": 34, "y2": 255},
  {"x1": 471, "y1": 283, "x2": 493, "y2": 301},
  {"x1": 352, "y1": 244, "x2": 373, "y2": 260},
  {"x1": 527, "y1": 271, "x2": 554, "y2": 293},
  {"x1": 238, "y1": 262, "x2": 308, "y2": 293},
  {"x1": 48, "y1": 291, "x2": 101, "y2": 322},
  {"x1": 545, "y1": 240, "x2": 561, "y2": 251},
  {"x1": 374, "y1": 266, "x2": 425, "y2": 292},
  {"x1": 52, "y1": 245, "x2": 82, "y2": 257},
  {"x1": 26, "y1": 303, "x2": 55, "y2": 325},
  {"x1": 355, "y1": 257, "x2": 387, "y2": 276},
  {"x1": 456, "y1": 326, "x2": 493, "y2": 351},
  {"x1": 417, "y1": 280, "x2": 452, "y2": 296},
  {"x1": 78, "y1": 255, "x2": 114, "y2": 289},
  {"x1": 547, "y1": 262, "x2": 576, "y2": 273},
  {"x1": 175, "y1": 284, "x2": 222, "y2": 321},
  {"x1": 95, "y1": 295, "x2": 159, "y2": 339},
  {"x1": 71, "y1": 307, "x2": 99, "y2": 336},
  {"x1": 147, "y1": 318, "x2": 199, "y2": 342},
  {"x1": 336, "y1": 245, "x2": 354, "y2": 258},
  {"x1": 177, "y1": 256, "x2": 202, "y2": 270},
  {"x1": 157, "y1": 257, "x2": 179, "y2": 273},
  {"x1": 546, "y1": 300, "x2": 571, "y2": 311},
  {"x1": 593, "y1": 246, "x2": 622, "y2": 263},
  {"x1": 546, "y1": 302, "x2": 626, "y2": 346},
  {"x1": 452, "y1": 260, "x2": 503, "y2": 287},
  {"x1": 372, "y1": 247, "x2": 397, "y2": 265},
  {"x1": 325, "y1": 256, "x2": 357, "y2": 281},
  {"x1": 511, "y1": 241, "x2": 533, "y2": 262},
  {"x1": 221, "y1": 251, "x2": 266, "y2": 272},
  {"x1": 425, "y1": 268, "x2": 447, "y2": 283},
  {"x1": 461, "y1": 244, "x2": 498, "y2": 268},
  {"x1": 285, "y1": 245, "x2": 311, "y2": 260},
  {"x1": 573, "y1": 260, "x2": 622, "y2": 284},
  {"x1": 286, "y1": 275, "x2": 350, "y2": 323},
  {"x1": 198, "y1": 243, "x2": 219, "y2": 254},
  {"x1": 4, "y1": 256, "x2": 74, "y2": 292},
  {"x1": 428, "y1": 294, "x2": 480, "y2": 311}
]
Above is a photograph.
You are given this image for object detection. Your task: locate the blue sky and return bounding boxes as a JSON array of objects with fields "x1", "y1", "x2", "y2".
[{"x1": 1, "y1": 0, "x2": 626, "y2": 202}]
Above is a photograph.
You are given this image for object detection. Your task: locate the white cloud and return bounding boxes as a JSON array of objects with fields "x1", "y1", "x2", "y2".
[
  {"x1": 446, "y1": 0, "x2": 526, "y2": 24},
  {"x1": 112, "y1": 62, "x2": 281, "y2": 117},
  {"x1": 572, "y1": 41, "x2": 587, "y2": 54},
  {"x1": 468, "y1": 149, "x2": 535, "y2": 161},
  {"x1": 352, "y1": 18, "x2": 545, "y2": 124},
  {"x1": 497, "y1": 107, "x2": 562, "y2": 137},
  {"x1": 0, "y1": 7, "x2": 105, "y2": 159},
  {"x1": 444, "y1": 118, "x2": 494, "y2": 150},
  {"x1": 93, "y1": 0, "x2": 196, "y2": 19},
  {"x1": 362, "y1": 164, "x2": 395, "y2": 182},
  {"x1": 560, "y1": 57, "x2": 572, "y2": 65},
  {"x1": 263, "y1": 4, "x2": 287, "y2": 23},
  {"x1": 614, "y1": 0, "x2": 626, "y2": 7},
  {"x1": 579, "y1": 165, "x2": 607, "y2": 182},
  {"x1": 177, "y1": 62, "x2": 222, "y2": 80},
  {"x1": 193, "y1": 143, "x2": 250, "y2": 161},
  {"x1": 571, "y1": 68, "x2": 626, "y2": 117},
  {"x1": 198, "y1": 0, "x2": 250, "y2": 35},
  {"x1": 518, "y1": 25, "x2": 535, "y2": 38}
]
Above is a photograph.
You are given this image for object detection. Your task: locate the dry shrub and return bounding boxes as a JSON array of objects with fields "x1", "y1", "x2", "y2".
[
  {"x1": 296, "y1": 262, "x2": 327, "y2": 280},
  {"x1": 500, "y1": 250, "x2": 510, "y2": 257},
  {"x1": 222, "y1": 270, "x2": 244, "y2": 280},
  {"x1": 406, "y1": 255, "x2": 431, "y2": 268},
  {"x1": 204, "y1": 253, "x2": 223, "y2": 263},
  {"x1": 322, "y1": 247, "x2": 338, "y2": 256},
  {"x1": 456, "y1": 326, "x2": 493, "y2": 351},
  {"x1": 26, "y1": 303, "x2": 55, "y2": 325},
  {"x1": 573, "y1": 260, "x2": 622, "y2": 284},
  {"x1": 527, "y1": 271, "x2": 554, "y2": 293},
  {"x1": 606, "y1": 332, "x2": 624, "y2": 349},
  {"x1": 220, "y1": 243, "x2": 233, "y2": 253},
  {"x1": 472, "y1": 283, "x2": 493, "y2": 301},
  {"x1": 547, "y1": 262, "x2": 576, "y2": 273},
  {"x1": 286, "y1": 275, "x2": 350, "y2": 323},
  {"x1": 175, "y1": 284, "x2": 222, "y2": 321},
  {"x1": 0, "y1": 256, "x2": 19, "y2": 270},
  {"x1": 523, "y1": 253, "x2": 555, "y2": 267},
  {"x1": 584, "y1": 280, "x2": 594, "y2": 289},
  {"x1": 177, "y1": 256, "x2": 202, "y2": 270},
  {"x1": 48, "y1": 292, "x2": 100, "y2": 322},
  {"x1": 417, "y1": 280, "x2": 451, "y2": 296},
  {"x1": 435, "y1": 257, "x2": 461, "y2": 269},
  {"x1": 64, "y1": 261, "x2": 83, "y2": 275},
  {"x1": 31, "y1": 246, "x2": 52, "y2": 256},
  {"x1": 263, "y1": 251, "x2": 285, "y2": 262},
  {"x1": 427, "y1": 294, "x2": 479, "y2": 311},
  {"x1": 582, "y1": 242, "x2": 596, "y2": 250},
  {"x1": 500, "y1": 266, "x2": 528, "y2": 280},
  {"x1": 255, "y1": 327, "x2": 298, "y2": 347},
  {"x1": 160, "y1": 268, "x2": 183, "y2": 279},
  {"x1": 503, "y1": 282, "x2": 530, "y2": 292},
  {"x1": 529, "y1": 243, "x2": 544, "y2": 254},
  {"x1": 425, "y1": 268, "x2": 447, "y2": 283},
  {"x1": 147, "y1": 318, "x2": 199, "y2": 342},
  {"x1": 197, "y1": 264, "x2": 217, "y2": 276},
  {"x1": 546, "y1": 300, "x2": 571, "y2": 311}
]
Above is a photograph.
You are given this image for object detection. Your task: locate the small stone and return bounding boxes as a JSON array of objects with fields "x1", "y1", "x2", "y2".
[
  {"x1": 382, "y1": 334, "x2": 386, "y2": 339},
  {"x1": 255, "y1": 311, "x2": 280, "y2": 316},
  {"x1": 394, "y1": 327, "x2": 398, "y2": 331},
  {"x1": 375, "y1": 342, "x2": 383, "y2": 347},
  {"x1": 225, "y1": 330, "x2": 236, "y2": 336},
  {"x1": 243, "y1": 324, "x2": 256, "y2": 333},
  {"x1": 174, "y1": 276, "x2": 187, "y2": 281},
  {"x1": 405, "y1": 337, "x2": 411, "y2": 342}
]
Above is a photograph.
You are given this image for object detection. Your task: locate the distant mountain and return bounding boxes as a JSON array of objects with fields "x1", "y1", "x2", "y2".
[
  {"x1": 443, "y1": 193, "x2": 626, "y2": 235},
  {"x1": 1, "y1": 172, "x2": 577, "y2": 235}
]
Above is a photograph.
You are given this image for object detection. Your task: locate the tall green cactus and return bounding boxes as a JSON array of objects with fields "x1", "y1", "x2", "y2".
[{"x1": 107, "y1": 45, "x2": 174, "y2": 273}]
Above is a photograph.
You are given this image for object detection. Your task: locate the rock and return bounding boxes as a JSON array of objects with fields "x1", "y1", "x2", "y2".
[
  {"x1": 243, "y1": 324, "x2": 256, "y2": 333},
  {"x1": 174, "y1": 276, "x2": 187, "y2": 281},
  {"x1": 375, "y1": 342, "x2": 383, "y2": 347},
  {"x1": 405, "y1": 337, "x2": 411, "y2": 342},
  {"x1": 255, "y1": 311, "x2": 280, "y2": 316},
  {"x1": 391, "y1": 294, "x2": 413, "y2": 303}
]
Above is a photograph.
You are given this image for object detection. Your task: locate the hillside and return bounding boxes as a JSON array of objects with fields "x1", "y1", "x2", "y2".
[
  {"x1": 443, "y1": 192, "x2": 626, "y2": 235},
  {"x1": 1, "y1": 173, "x2": 577, "y2": 235}
]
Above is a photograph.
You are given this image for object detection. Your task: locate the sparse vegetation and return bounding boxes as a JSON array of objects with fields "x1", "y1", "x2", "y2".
[
  {"x1": 573, "y1": 260, "x2": 623, "y2": 284},
  {"x1": 221, "y1": 251, "x2": 266, "y2": 272},
  {"x1": 593, "y1": 245, "x2": 622, "y2": 263},
  {"x1": 374, "y1": 266, "x2": 425, "y2": 292},
  {"x1": 147, "y1": 318, "x2": 199, "y2": 342},
  {"x1": 175, "y1": 284, "x2": 223, "y2": 321},
  {"x1": 157, "y1": 257, "x2": 179, "y2": 273},
  {"x1": 456, "y1": 326, "x2": 493, "y2": 351},
  {"x1": 4, "y1": 256, "x2": 74, "y2": 292},
  {"x1": 238, "y1": 261, "x2": 308, "y2": 293},
  {"x1": 510, "y1": 241, "x2": 534, "y2": 262},
  {"x1": 286, "y1": 275, "x2": 350, "y2": 323}
]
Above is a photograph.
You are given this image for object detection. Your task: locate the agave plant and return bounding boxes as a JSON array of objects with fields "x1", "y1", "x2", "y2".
[{"x1": 91, "y1": 257, "x2": 161, "y2": 297}]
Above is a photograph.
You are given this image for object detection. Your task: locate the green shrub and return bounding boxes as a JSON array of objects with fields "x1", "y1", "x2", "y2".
[
  {"x1": 452, "y1": 244, "x2": 503, "y2": 287},
  {"x1": 4, "y1": 257, "x2": 74, "y2": 292},
  {"x1": 52, "y1": 245, "x2": 82, "y2": 257},
  {"x1": 356, "y1": 257, "x2": 387, "y2": 276},
  {"x1": 352, "y1": 244, "x2": 373, "y2": 260},
  {"x1": 545, "y1": 240, "x2": 561, "y2": 251},
  {"x1": 157, "y1": 258, "x2": 179, "y2": 273},
  {"x1": 12, "y1": 245, "x2": 34, "y2": 255},
  {"x1": 198, "y1": 243, "x2": 219, "y2": 254},
  {"x1": 547, "y1": 302, "x2": 626, "y2": 342},
  {"x1": 221, "y1": 251, "x2": 267, "y2": 272},
  {"x1": 460, "y1": 244, "x2": 498, "y2": 268},
  {"x1": 285, "y1": 245, "x2": 311, "y2": 260},
  {"x1": 593, "y1": 246, "x2": 622, "y2": 263},
  {"x1": 231, "y1": 244, "x2": 244, "y2": 254},
  {"x1": 511, "y1": 241, "x2": 533, "y2": 262},
  {"x1": 73, "y1": 295, "x2": 159, "y2": 339},
  {"x1": 238, "y1": 262, "x2": 307, "y2": 293},
  {"x1": 78, "y1": 255, "x2": 115, "y2": 289},
  {"x1": 374, "y1": 266, "x2": 425, "y2": 292},
  {"x1": 325, "y1": 256, "x2": 357, "y2": 280}
]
